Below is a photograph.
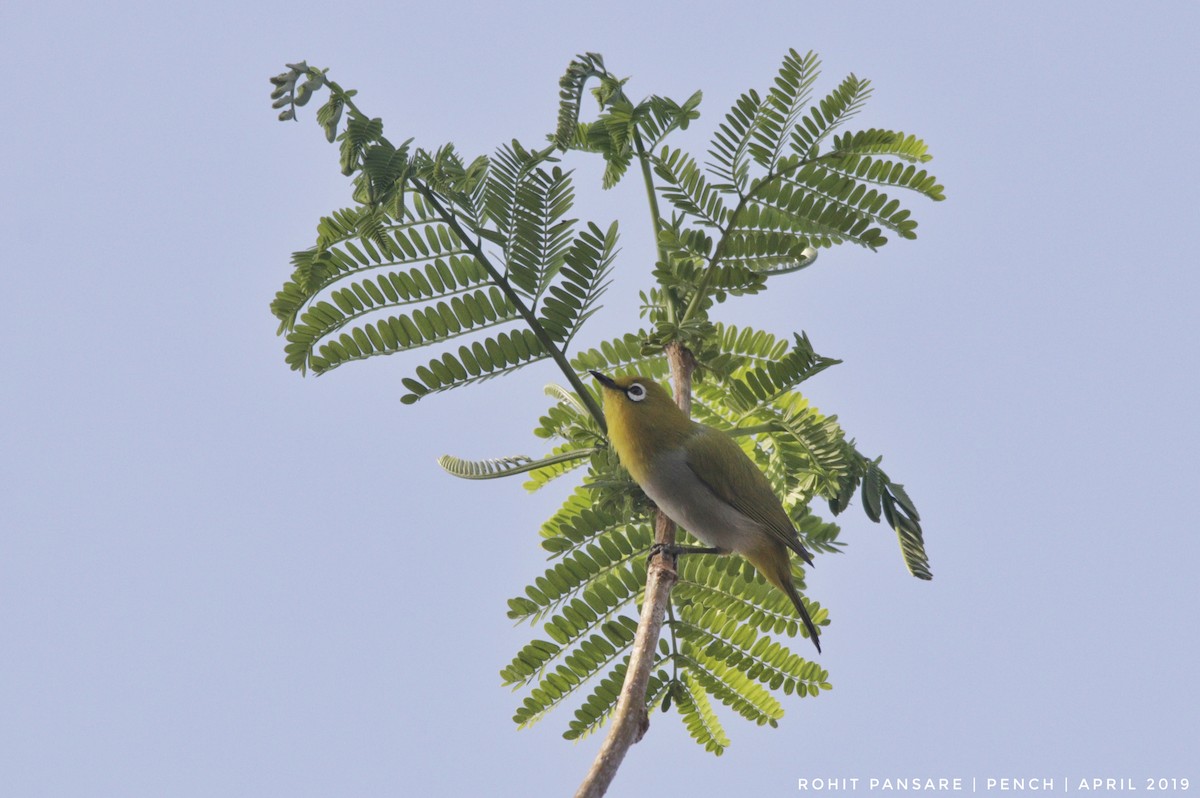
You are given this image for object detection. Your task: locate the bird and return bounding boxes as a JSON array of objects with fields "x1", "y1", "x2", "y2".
[{"x1": 590, "y1": 370, "x2": 823, "y2": 653}]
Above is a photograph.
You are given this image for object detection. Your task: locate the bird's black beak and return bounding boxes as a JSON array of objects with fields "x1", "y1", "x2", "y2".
[{"x1": 589, "y1": 370, "x2": 619, "y2": 390}]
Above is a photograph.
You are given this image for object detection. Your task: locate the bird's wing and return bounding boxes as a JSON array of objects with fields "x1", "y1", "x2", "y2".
[{"x1": 683, "y1": 424, "x2": 813, "y2": 564}]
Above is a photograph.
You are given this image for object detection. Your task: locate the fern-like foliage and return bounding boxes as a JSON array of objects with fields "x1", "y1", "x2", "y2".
[
  {"x1": 269, "y1": 61, "x2": 324, "y2": 123},
  {"x1": 268, "y1": 67, "x2": 618, "y2": 412},
  {"x1": 638, "y1": 49, "x2": 944, "y2": 336},
  {"x1": 554, "y1": 53, "x2": 702, "y2": 191},
  {"x1": 829, "y1": 454, "x2": 932, "y2": 580},
  {"x1": 747, "y1": 48, "x2": 821, "y2": 171},
  {"x1": 437, "y1": 449, "x2": 595, "y2": 481},
  {"x1": 486, "y1": 325, "x2": 934, "y2": 747},
  {"x1": 268, "y1": 49, "x2": 939, "y2": 757},
  {"x1": 653, "y1": 146, "x2": 729, "y2": 229}
]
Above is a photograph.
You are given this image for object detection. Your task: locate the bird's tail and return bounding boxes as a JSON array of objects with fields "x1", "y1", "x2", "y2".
[
  {"x1": 780, "y1": 577, "x2": 822, "y2": 654},
  {"x1": 749, "y1": 551, "x2": 822, "y2": 654}
]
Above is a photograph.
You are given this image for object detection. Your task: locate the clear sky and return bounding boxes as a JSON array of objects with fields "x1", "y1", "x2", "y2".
[{"x1": 3, "y1": 1, "x2": 1197, "y2": 795}]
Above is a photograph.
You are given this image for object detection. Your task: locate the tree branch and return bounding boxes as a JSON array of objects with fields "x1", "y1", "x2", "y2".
[{"x1": 575, "y1": 342, "x2": 694, "y2": 798}]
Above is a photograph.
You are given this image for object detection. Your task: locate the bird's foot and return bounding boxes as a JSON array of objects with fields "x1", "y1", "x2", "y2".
[
  {"x1": 647, "y1": 543, "x2": 727, "y2": 566},
  {"x1": 648, "y1": 542, "x2": 678, "y2": 563}
]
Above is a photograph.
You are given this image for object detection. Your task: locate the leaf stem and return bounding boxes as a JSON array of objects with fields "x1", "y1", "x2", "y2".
[
  {"x1": 666, "y1": 599, "x2": 680, "y2": 683},
  {"x1": 677, "y1": 185, "x2": 751, "y2": 324},
  {"x1": 633, "y1": 131, "x2": 675, "y2": 326},
  {"x1": 727, "y1": 421, "x2": 777, "y2": 437}
]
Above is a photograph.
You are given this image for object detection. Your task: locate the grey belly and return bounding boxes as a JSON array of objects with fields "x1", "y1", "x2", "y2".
[{"x1": 639, "y1": 450, "x2": 763, "y2": 554}]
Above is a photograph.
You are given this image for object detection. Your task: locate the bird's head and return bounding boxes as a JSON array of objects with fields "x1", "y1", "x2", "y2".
[
  {"x1": 589, "y1": 372, "x2": 690, "y2": 466},
  {"x1": 589, "y1": 371, "x2": 675, "y2": 412}
]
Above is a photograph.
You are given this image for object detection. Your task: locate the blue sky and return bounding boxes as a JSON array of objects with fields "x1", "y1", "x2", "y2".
[{"x1": 3, "y1": 1, "x2": 1197, "y2": 795}]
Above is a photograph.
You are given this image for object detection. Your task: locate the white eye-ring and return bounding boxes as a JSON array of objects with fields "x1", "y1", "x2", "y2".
[{"x1": 626, "y1": 383, "x2": 646, "y2": 402}]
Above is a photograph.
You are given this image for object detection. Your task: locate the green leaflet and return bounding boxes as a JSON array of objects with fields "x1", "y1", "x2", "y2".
[
  {"x1": 675, "y1": 604, "x2": 829, "y2": 697},
  {"x1": 709, "y1": 88, "x2": 762, "y2": 193},
  {"x1": 486, "y1": 142, "x2": 573, "y2": 295},
  {"x1": 719, "y1": 331, "x2": 842, "y2": 413},
  {"x1": 717, "y1": 230, "x2": 818, "y2": 276},
  {"x1": 563, "y1": 662, "x2": 673, "y2": 742},
  {"x1": 554, "y1": 55, "x2": 701, "y2": 192},
  {"x1": 788, "y1": 73, "x2": 872, "y2": 159},
  {"x1": 779, "y1": 162, "x2": 920, "y2": 240},
  {"x1": 555, "y1": 53, "x2": 610, "y2": 150},
  {"x1": 537, "y1": 221, "x2": 619, "y2": 346},
  {"x1": 822, "y1": 148, "x2": 945, "y2": 201},
  {"x1": 340, "y1": 113, "x2": 384, "y2": 177},
  {"x1": 437, "y1": 449, "x2": 595, "y2": 481},
  {"x1": 678, "y1": 647, "x2": 786, "y2": 727},
  {"x1": 746, "y1": 49, "x2": 821, "y2": 171},
  {"x1": 653, "y1": 146, "x2": 729, "y2": 228},
  {"x1": 506, "y1": 537, "x2": 649, "y2": 625},
  {"x1": 656, "y1": 235, "x2": 768, "y2": 303},
  {"x1": 272, "y1": 199, "x2": 467, "y2": 333},
  {"x1": 535, "y1": 486, "x2": 618, "y2": 553},
  {"x1": 676, "y1": 670, "x2": 731, "y2": 754},
  {"x1": 569, "y1": 331, "x2": 669, "y2": 380},
  {"x1": 674, "y1": 555, "x2": 811, "y2": 638},
  {"x1": 521, "y1": 444, "x2": 595, "y2": 492},
  {"x1": 507, "y1": 616, "x2": 641, "y2": 729},
  {"x1": 299, "y1": 286, "x2": 518, "y2": 375},
  {"x1": 832, "y1": 128, "x2": 935, "y2": 163},
  {"x1": 636, "y1": 92, "x2": 703, "y2": 153},
  {"x1": 700, "y1": 322, "x2": 790, "y2": 377},
  {"x1": 399, "y1": 329, "x2": 549, "y2": 404},
  {"x1": 742, "y1": 177, "x2": 891, "y2": 250},
  {"x1": 553, "y1": 52, "x2": 635, "y2": 189},
  {"x1": 833, "y1": 456, "x2": 932, "y2": 581}
]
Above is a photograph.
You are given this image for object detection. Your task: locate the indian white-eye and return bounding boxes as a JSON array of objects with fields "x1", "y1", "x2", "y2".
[{"x1": 591, "y1": 371, "x2": 822, "y2": 653}]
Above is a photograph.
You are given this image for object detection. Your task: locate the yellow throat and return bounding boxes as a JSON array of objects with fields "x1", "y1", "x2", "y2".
[{"x1": 592, "y1": 373, "x2": 693, "y2": 484}]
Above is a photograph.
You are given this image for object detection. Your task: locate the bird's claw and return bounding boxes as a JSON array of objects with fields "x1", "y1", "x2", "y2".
[{"x1": 647, "y1": 542, "x2": 678, "y2": 564}]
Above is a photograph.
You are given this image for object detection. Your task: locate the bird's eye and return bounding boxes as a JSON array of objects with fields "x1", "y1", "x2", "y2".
[{"x1": 627, "y1": 383, "x2": 646, "y2": 402}]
